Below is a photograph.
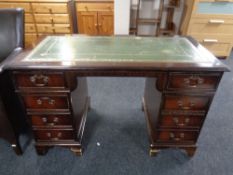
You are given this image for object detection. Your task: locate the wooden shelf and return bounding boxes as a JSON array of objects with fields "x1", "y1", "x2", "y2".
[{"x1": 137, "y1": 18, "x2": 160, "y2": 24}]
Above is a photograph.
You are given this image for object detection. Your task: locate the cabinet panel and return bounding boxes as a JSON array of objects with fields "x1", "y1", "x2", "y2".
[
  {"x1": 77, "y1": 11, "x2": 98, "y2": 35},
  {"x1": 25, "y1": 33, "x2": 38, "y2": 48},
  {"x1": 25, "y1": 23, "x2": 36, "y2": 33},
  {"x1": 34, "y1": 14, "x2": 70, "y2": 24},
  {"x1": 32, "y1": 3, "x2": 68, "y2": 14},
  {"x1": 188, "y1": 18, "x2": 233, "y2": 36},
  {"x1": 98, "y1": 11, "x2": 114, "y2": 35},
  {"x1": 25, "y1": 14, "x2": 34, "y2": 23},
  {"x1": 0, "y1": 2, "x2": 31, "y2": 13},
  {"x1": 76, "y1": 2, "x2": 113, "y2": 12},
  {"x1": 193, "y1": 34, "x2": 233, "y2": 57},
  {"x1": 36, "y1": 24, "x2": 71, "y2": 34}
]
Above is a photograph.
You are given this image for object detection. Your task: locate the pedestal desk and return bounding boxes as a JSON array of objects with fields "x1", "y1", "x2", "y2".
[{"x1": 4, "y1": 36, "x2": 229, "y2": 156}]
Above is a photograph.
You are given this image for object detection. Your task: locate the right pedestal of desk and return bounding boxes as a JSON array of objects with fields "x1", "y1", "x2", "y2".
[{"x1": 143, "y1": 71, "x2": 223, "y2": 157}]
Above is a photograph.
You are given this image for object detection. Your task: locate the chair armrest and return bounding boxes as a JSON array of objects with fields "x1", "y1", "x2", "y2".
[{"x1": 0, "y1": 47, "x2": 23, "y2": 73}]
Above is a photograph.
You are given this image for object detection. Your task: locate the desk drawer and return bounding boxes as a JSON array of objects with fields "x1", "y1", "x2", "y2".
[
  {"x1": 32, "y1": 3, "x2": 68, "y2": 14},
  {"x1": 163, "y1": 95, "x2": 211, "y2": 111},
  {"x1": 37, "y1": 24, "x2": 71, "y2": 34},
  {"x1": 22, "y1": 94, "x2": 69, "y2": 110},
  {"x1": 0, "y1": 3, "x2": 31, "y2": 13},
  {"x1": 157, "y1": 130, "x2": 199, "y2": 143},
  {"x1": 159, "y1": 115, "x2": 204, "y2": 129},
  {"x1": 76, "y1": 3, "x2": 114, "y2": 12},
  {"x1": 188, "y1": 18, "x2": 233, "y2": 35},
  {"x1": 167, "y1": 73, "x2": 220, "y2": 90},
  {"x1": 34, "y1": 129, "x2": 74, "y2": 141},
  {"x1": 14, "y1": 72, "x2": 65, "y2": 88},
  {"x1": 34, "y1": 14, "x2": 70, "y2": 24},
  {"x1": 30, "y1": 114, "x2": 72, "y2": 127}
]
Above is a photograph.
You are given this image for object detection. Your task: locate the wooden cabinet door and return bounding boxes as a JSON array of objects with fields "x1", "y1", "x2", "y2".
[
  {"x1": 98, "y1": 12, "x2": 114, "y2": 35},
  {"x1": 77, "y1": 12, "x2": 98, "y2": 35}
]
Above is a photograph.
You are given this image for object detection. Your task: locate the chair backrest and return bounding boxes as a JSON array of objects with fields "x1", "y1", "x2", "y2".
[{"x1": 0, "y1": 8, "x2": 24, "y2": 62}]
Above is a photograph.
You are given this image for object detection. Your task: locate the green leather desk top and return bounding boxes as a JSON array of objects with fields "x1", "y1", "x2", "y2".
[
  {"x1": 24, "y1": 36, "x2": 212, "y2": 63},
  {"x1": 8, "y1": 36, "x2": 229, "y2": 71}
]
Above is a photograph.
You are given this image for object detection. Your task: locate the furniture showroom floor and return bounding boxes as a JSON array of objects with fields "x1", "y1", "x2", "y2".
[{"x1": 0, "y1": 53, "x2": 232, "y2": 175}]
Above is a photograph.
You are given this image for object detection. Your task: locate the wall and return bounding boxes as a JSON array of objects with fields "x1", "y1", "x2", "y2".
[{"x1": 114, "y1": 0, "x2": 131, "y2": 35}]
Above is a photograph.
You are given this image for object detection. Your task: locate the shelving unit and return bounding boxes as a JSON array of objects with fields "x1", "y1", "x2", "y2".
[
  {"x1": 130, "y1": 0, "x2": 181, "y2": 36},
  {"x1": 160, "y1": 0, "x2": 180, "y2": 36}
]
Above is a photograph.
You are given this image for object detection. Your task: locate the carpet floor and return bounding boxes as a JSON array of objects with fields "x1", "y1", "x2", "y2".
[{"x1": 0, "y1": 54, "x2": 233, "y2": 175}]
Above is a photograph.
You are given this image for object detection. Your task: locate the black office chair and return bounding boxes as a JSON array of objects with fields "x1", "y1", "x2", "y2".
[{"x1": 0, "y1": 8, "x2": 26, "y2": 155}]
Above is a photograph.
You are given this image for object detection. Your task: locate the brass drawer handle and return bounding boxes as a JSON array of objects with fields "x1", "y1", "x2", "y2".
[
  {"x1": 183, "y1": 75, "x2": 204, "y2": 88},
  {"x1": 169, "y1": 132, "x2": 184, "y2": 141},
  {"x1": 42, "y1": 117, "x2": 59, "y2": 126},
  {"x1": 173, "y1": 117, "x2": 190, "y2": 127},
  {"x1": 85, "y1": 6, "x2": 88, "y2": 11},
  {"x1": 30, "y1": 74, "x2": 49, "y2": 87},
  {"x1": 209, "y1": 19, "x2": 225, "y2": 24},
  {"x1": 46, "y1": 132, "x2": 62, "y2": 141},
  {"x1": 37, "y1": 97, "x2": 55, "y2": 105},
  {"x1": 177, "y1": 101, "x2": 195, "y2": 110}
]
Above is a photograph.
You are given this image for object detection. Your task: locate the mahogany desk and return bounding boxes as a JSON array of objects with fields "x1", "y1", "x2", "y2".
[{"x1": 5, "y1": 36, "x2": 229, "y2": 156}]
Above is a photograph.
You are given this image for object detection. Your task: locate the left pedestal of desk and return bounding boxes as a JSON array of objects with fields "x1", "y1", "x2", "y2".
[{"x1": 12, "y1": 71, "x2": 89, "y2": 156}]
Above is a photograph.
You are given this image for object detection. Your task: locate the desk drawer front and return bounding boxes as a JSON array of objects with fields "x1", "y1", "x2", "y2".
[
  {"x1": 34, "y1": 14, "x2": 70, "y2": 24},
  {"x1": 34, "y1": 129, "x2": 74, "y2": 141},
  {"x1": 23, "y1": 94, "x2": 69, "y2": 110},
  {"x1": 167, "y1": 73, "x2": 220, "y2": 90},
  {"x1": 0, "y1": 3, "x2": 31, "y2": 13},
  {"x1": 77, "y1": 3, "x2": 114, "y2": 12},
  {"x1": 32, "y1": 3, "x2": 68, "y2": 14},
  {"x1": 163, "y1": 95, "x2": 211, "y2": 111},
  {"x1": 159, "y1": 115, "x2": 204, "y2": 128},
  {"x1": 157, "y1": 130, "x2": 198, "y2": 143},
  {"x1": 30, "y1": 114, "x2": 72, "y2": 127},
  {"x1": 14, "y1": 72, "x2": 65, "y2": 88}
]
